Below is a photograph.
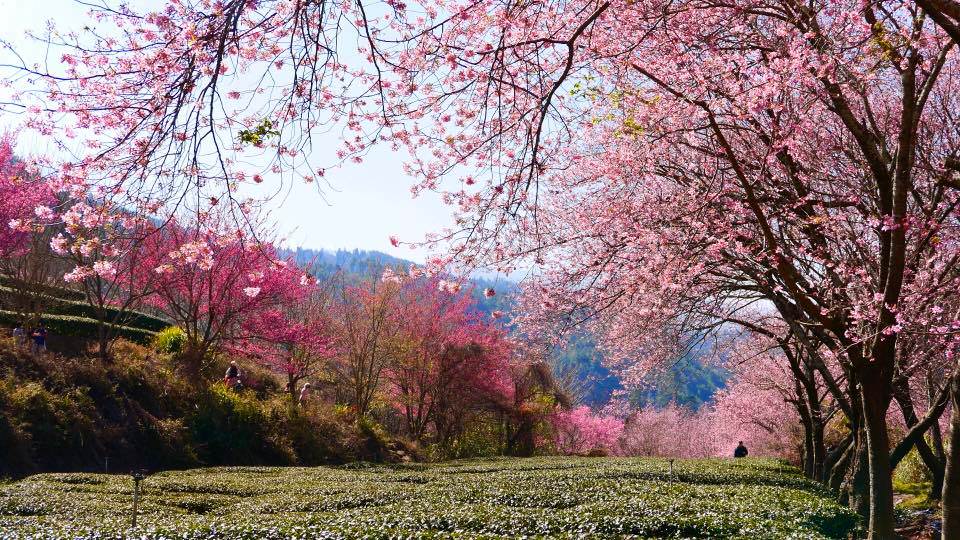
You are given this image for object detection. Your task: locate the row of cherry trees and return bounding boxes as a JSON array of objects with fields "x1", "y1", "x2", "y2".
[
  {"x1": 5, "y1": 0, "x2": 960, "y2": 535},
  {"x1": 0, "y1": 141, "x2": 597, "y2": 455}
]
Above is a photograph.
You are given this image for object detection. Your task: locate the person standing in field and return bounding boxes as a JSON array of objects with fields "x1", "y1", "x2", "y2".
[{"x1": 734, "y1": 441, "x2": 748, "y2": 458}]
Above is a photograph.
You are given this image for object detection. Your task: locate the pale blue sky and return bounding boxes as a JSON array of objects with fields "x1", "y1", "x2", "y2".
[{"x1": 0, "y1": 0, "x2": 452, "y2": 262}]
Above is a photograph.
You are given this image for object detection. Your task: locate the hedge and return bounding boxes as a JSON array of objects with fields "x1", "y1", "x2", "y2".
[
  {"x1": 0, "y1": 275, "x2": 86, "y2": 302},
  {"x1": 0, "y1": 286, "x2": 170, "y2": 333},
  {"x1": 0, "y1": 310, "x2": 155, "y2": 345}
]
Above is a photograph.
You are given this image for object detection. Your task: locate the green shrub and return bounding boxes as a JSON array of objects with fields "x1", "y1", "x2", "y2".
[
  {"x1": 893, "y1": 447, "x2": 932, "y2": 486},
  {"x1": 0, "y1": 276, "x2": 86, "y2": 302},
  {"x1": 0, "y1": 378, "x2": 103, "y2": 473},
  {"x1": 0, "y1": 282, "x2": 170, "y2": 332},
  {"x1": 153, "y1": 326, "x2": 187, "y2": 355},
  {"x1": 189, "y1": 385, "x2": 294, "y2": 466},
  {"x1": 432, "y1": 414, "x2": 504, "y2": 460},
  {"x1": 280, "y1": 405, "x2": 351, "y2": 465}
]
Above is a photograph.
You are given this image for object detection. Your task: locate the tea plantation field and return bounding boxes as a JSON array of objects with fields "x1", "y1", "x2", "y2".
[{"x1": 0, "y1": 457, "x2": 858, "y2": 539}]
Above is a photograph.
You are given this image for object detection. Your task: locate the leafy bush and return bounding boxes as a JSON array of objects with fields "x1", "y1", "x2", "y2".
[
  {"x1": 153, "y1": 326, "x2": 187, "y2": 355},
  {"x1": 188, "y1": 384, "x2": 294, "y2": 466},
  {"x1": 43, "y1": 298, "x2": 170, "y2": 332},
  {"x1": 893, "y1": 447, "x2": 932, "y2": 485},
  {"x1": 0, "y1": 457, "x2": 859, "y2": 539},
  {"x1": 0, "y1": 378, "x2": 103, "y2": 475}
]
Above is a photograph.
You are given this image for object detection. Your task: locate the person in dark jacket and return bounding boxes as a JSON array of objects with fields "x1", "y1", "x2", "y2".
[
  {"x1": 224, "y1": 361, "x2": 241, "y2": 390},
  {"x1": 734, "y1": 441, "x2": 749, "y2": 458},
  {"x1": 31, "y1": 325, "x2": 47, "y2": 354}
]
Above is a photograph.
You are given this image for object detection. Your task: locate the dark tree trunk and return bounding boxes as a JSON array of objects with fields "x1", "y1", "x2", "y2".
[
  {"x1": 893, "y1": 379, "x2": 946, "y2": 500},
  {"x1": 844, "y1": 430, "x2": 871, "y2": 521},
  {"x1": 942, "y1": 376, "x2": 960, "y2": 540},
  {"x1": 803, "y1": 363, "x2": 827, "y2": 480},
  {"x1": 508, "y1": 415, "x2": 536, "y2": 457},
  {"x1": 827, "y1": 436, "x2": 854, "y2": 494},
  {"x1": 860, "y1": 375, "x2": 897, "y2": 539},
  {"x1": 288, "y1": 373, "x2": 297, "y2": 402},
  {"x1": 796, "y1": 391, "x2": 815, "y2": 478}
]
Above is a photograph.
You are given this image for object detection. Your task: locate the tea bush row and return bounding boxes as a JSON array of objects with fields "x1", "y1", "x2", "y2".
[{"x1": 0, "y1": 457, "x2": 859, "y2": 539}]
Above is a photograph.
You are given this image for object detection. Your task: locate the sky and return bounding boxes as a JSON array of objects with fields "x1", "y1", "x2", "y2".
[{"x1": 0, "y1": 0, "x2": 454, "y2": 263}]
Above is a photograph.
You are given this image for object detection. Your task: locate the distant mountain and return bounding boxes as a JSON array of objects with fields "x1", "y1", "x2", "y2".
[
  {"x1": 626, "y1": 357, "x2": 727, "y2": 410},
  {"x1": 551, "y1": 335, "x2": 622, "y2": 407},
  {"x1": 285, "y1": 247, "x2": 415, "y2": 281}
]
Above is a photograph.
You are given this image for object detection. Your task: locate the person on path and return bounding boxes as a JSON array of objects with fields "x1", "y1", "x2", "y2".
[
  {"x1": 224, "y1": 361, "x2": 241, "y2": 390},
  {"x1": 734, "y1": 441, "x2": 748, "y2": 458}
]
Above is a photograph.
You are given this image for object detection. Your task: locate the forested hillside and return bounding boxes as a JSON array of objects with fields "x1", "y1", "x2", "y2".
[{"x1": 281, "y1": 247, "x2": 726, "y2": 410}]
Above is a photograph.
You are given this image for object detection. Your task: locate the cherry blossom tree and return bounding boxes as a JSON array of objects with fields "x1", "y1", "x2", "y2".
[
  {"x1": 231, "y1": 289, "x2": 338, "y2": 401},
  {"x1": 0, "y1": 134, "x2": 61, "y2": 322},
  {"x1": 142, "y1": 219, "x2": 306, "y2": 377},
  {"x1": 384, "y1": 273, "x2": 512, "y2": 447},
  {"x1": 328, "y1": 273, "x2": 403, "y2": 418}
]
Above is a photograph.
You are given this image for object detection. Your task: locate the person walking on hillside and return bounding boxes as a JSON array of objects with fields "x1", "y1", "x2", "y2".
[
  {"x1": 298, "y1": 382, "x2": 312, "y2": 407},
  {"x1": 224, "y1": 361, "x2": 242, "y2": 390},
  {"x1": 12, "y1": 323, "x2": 26, "y2": 348},
  {"x1": 31, "y1": 324, "x2": 47, "y2": 354},
  {"x1": 734, "y1": 441, "x2": 748, "y2": 458}
]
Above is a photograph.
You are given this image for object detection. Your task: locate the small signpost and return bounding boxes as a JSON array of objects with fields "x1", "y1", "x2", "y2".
[
  {"x1": 131, "y1": 470, "x2": 146, "y2": 529},
  {"x1": 668, "y1": 458, "x2": 675, "y2": 484}
]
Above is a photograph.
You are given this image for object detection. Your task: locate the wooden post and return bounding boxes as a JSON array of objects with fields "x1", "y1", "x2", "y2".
[{"x1": 131, "y1": 471, "x2": 145, "y2": 529}]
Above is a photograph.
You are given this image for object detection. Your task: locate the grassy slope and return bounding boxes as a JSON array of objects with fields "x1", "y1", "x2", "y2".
[{"x1": 0, "y1": 457, "x2": 858, "y2": 539}]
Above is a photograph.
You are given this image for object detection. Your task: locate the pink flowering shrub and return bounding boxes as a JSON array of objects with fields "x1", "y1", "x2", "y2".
[{"x1": 550, "y1": 406, "x2": 624, "y2": 455}]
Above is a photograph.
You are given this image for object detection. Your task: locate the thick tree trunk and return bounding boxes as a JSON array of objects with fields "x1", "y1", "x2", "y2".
[
  {"x1": 811, "y1": 406, "x2": 827, "y2": 480},
  {"x1": 861, "y1": 376, "x2": 897, "y2": 539},
  {"x1": 942, "y1": 377, "x2": 960, "y2": 540},
  {"x1": 845, "y1": 430, "x2": 872, "y2": 521},
  {"x1": 803, "y1": 363, "x2": 827, "y2": 480}
]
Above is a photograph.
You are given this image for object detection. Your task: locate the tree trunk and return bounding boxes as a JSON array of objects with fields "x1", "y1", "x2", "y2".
[
  {"x1": 803, "y1": 362, "x2": 827, "y2": 480},
  {"x1": 798, "y1": 400, "x2": 815, "y2": 478},
  {"x1": 860, "y1": 376, "x2": 897, "y2": 539},
  {"x1": 894, "y1": 380, "x2": 946, "y2": 500},
  {"x1": 942, "y1": 376, "x2": 960, "y2": 540},
  {"x1": 827, "y1": 436, "x2": 853, "y2": 494},
  {"x1": 288, "y1": 373, "x2": 297, "y2": 402},
  {"x1": 845, "y1": 430, "x2": 872, "y2": 521}
]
